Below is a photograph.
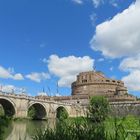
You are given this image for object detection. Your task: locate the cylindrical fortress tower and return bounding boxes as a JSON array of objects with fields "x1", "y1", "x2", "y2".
[{"x1": 72, "y1": 71, "x2": 127, "y2": 97}]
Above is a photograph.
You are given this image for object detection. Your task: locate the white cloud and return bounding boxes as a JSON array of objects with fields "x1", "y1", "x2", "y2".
[
  {"x1": 72, "y1": 0, "x2": 83, "y2": 4},
  {"x1": 42, "y1": 58, "x2": 48, "y2": 63},
  {"x1": 71, "y1": 0, "x2": 121, "y2": 8},
  {"x1": 90, "y1": 13, "x2": 97, "y2": 26},
  {"x1": 120, "y1": 55, "x2": 140, "y2": 91},
  {"x1": 0, "y1": 66, "x2": 24, "y2": 80},
  {"x1": 37, "y1": 92, "x2": 48, "y2": 96},
  {"x1": 0, "y1": 66, "x2": 12, "y2": 79},
  {"x1": 89, "y1": 0, "x2": 140, "y2": 92},
  {"x1": 26, "y1": 72, "x2": 50, "y2": 83},
  {"x1": 122, "y1": 70, "x2": 140, "y2": 91},
  {"x1": 92, "y1": 0, "x2": 104, "y2": 8},
  {"x1": 97, "y1": 58, "x2": 104, "y2": 62},
  {"x1": 0, "y1": 84, "x2": 25, "y2": 94},
  {"x1": 13, "y1": 73, "x2": 24, "y2": 80},
  {"x1": 47, "y1": 54, "x2": 94, "y2": 87},
  {"x1": 109, "y1": 0, "x2": 118, "y2": 8},
  {"x1": 0, "y1": 85, "x2": 15, "y2": 93},
  {"x1": 72, "y1": 0, "x2": 104, "y2": 7},
  {"x1": 110, "y1": 66, "x2": 113, "y2": 71},
  {"x1": 90, "y1": 0, "x2": 140, "y2": 58},
  {"x1": 55, "y1": 93, "x2": 62, "y2": 96},
  {"x1": 119, "y1": 55, "x2": 140, "y2": 72}
]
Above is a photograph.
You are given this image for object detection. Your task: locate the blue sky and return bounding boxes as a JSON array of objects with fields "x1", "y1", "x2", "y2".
[{"x1": 0, "y1": 0, "x2": 139, "y2": 97}]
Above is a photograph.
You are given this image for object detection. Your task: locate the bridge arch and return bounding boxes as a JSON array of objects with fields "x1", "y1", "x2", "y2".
[
  {"x1": 0, "y1": 97, "x2": 16, "y2": 117},
  {"x1": 56, "y1": 106, "x2": 69, "y2": 120},
  {"x1": 28, "y1": 102, "x2": 47, "y2": 120}
]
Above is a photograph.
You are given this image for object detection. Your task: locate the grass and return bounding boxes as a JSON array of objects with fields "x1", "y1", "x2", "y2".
[
  {"x1": 32, "y1": 116, "x2": 140, "y2": 140},
  {"x1": 105, "y1": 116, "x2": 140, "y2": 140}
]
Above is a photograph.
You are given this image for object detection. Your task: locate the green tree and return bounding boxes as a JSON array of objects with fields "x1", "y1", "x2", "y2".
[
  {"x1": 89, "y1": 96, "x2": 109, "y2": 123},
  {"x1": 28, "y1": 106, "x2": 37, "y2": 119},
  {"x1": 56, "y1": 107, "x2": 68, "y2": 121}
]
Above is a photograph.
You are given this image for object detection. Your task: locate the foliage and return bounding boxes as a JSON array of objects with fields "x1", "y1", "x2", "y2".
[
  {"x1": 0, "y1": 106, "x2": 4, "y2": 116},
  {"x1": 32, "y1": 116, "x2": 140, "y2": 140},
  {"x1": 89, "y1": 96, "x2": 109, "y2": 123},
  {"x1": 56, "y1": 107, "x2": 68, "y2": 121},
  {"x1": 28, "y1": 106, "x2": 37, "y2": 120},
  {"x1": 0, "y1": 116, "x2": 10, "y2": 140},
  {"x1": 105, "y1": 116, "x2": 140, "y2": 140},
  {"x1": 32, "y1": 118, "x2": 106, "y2": 140}
]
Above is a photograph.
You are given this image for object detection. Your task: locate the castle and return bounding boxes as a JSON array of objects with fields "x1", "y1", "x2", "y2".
[{"x1": 37, "y1": 71, "x2": 136, "y2": 105}]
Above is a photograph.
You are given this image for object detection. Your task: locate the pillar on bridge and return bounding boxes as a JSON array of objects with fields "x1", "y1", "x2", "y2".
[{"x1": 15, "y1": 98, "x2": 29, "y2": 118}]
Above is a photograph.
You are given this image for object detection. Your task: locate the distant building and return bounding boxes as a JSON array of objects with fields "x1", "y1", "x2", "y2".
[{"x1": 36, "y1": 71, "x2": 136, "y2": 105}]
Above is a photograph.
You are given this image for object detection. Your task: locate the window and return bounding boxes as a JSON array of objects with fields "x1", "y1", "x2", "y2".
[
  {"x1": 82, "y1": 79, "x2": 87, "y2": 83},
  {"x1": 77, "y1": 101, "x2": 80, "y2": 103}
]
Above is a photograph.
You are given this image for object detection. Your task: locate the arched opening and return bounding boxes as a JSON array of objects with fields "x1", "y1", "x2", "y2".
[
  {"x1": 56, "y1": 106, "x2": 68, "y2": 120},
  {"x1": 28, "y1": 103, "x2": 46, "y2": 120},
  {"x1": 0, "y1": 98, "x2": 15, "y2": 117}
]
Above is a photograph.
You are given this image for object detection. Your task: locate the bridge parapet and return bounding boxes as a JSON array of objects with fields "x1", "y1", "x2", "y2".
[
  {"x1": 0, "y1": 91, "x2": 73, "y2": 106},
  {"x1": 0, "y1": 91, "x2": 87, "y2": 118}
]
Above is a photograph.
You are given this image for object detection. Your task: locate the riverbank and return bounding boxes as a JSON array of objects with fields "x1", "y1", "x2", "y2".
[
  {"x1": 32, "y1": 115, "x2": 140, "y2": 140},
  {"x1": 0, "y1": 115, "x2": 140, "y2": 140}
]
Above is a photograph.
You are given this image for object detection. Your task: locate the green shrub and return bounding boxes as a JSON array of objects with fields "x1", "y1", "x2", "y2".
[
  {"x1": 0, "y1": 116, "x2": 10, "y2": 139},
  {"x1": 89, "y1": 96, "x2": 109, "y2": 123},
  {"x1": 56, "y1": 107, "x2": 68, "y2": 121}
]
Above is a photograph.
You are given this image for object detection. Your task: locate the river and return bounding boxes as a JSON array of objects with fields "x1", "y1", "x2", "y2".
[{"x1": 3, "y1": 119, "x2": 56, "y2": 140}]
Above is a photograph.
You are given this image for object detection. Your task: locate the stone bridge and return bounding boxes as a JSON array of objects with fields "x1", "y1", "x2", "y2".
[
  {"x1": 1, "y1": 91, "x2": 140, "y2": 119},
  {"x1": 0, "y1": 91, "x2": 86, "y2": 119}
]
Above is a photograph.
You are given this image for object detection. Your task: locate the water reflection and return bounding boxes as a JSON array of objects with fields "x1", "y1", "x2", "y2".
[{"x1": 4, "y1": 119, "x2": 56, "y2": 140}]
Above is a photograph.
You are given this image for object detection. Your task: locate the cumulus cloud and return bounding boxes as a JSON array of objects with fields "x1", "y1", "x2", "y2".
[
  {"x1": 0, "y1": 66, "x2": 24, "y2": 80},
  {"x1": 13, "y1": 73, "x2": 24, "y2": 80},
  {"x1": 0, "y1": 85, "x2": 15, "y2": 93},
  {"x1": 120, "y1": 55, "x2": 140, "y2": 91},
  {"x1": 119, "y1": 55, "x2": 140, "y2": 72},
  {"x1": 90, "y1": 0, "x2": 140, "y2": 58},
  {"x1": 0, "y1": 84, "x2": 25, "y2": 94},
  {"x1": 122, "y1": 70, "x2": 140, "y2": 91},
  {"x1": 89, "y1": 0, "x2": 140, "y2": 92},
  {"x1": 26, "y1": 72, "x2": 50, "y2": 83},
  {"x1": 46, "y1": 54, "x2": 94, "y2": 87},
  {"x1": 0, "y1": 66, "x2": 12, "y2": 79}
]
